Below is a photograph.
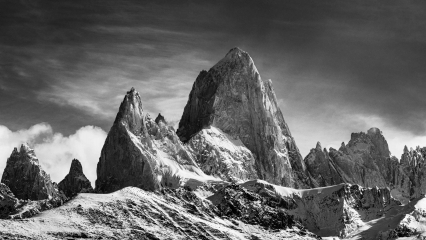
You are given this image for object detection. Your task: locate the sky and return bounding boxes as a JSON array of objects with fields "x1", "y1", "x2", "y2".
[{"x1": 1, "y1": 0, "x2": 426, "y2": 185}]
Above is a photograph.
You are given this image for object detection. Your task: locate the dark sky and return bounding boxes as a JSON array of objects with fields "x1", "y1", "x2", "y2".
[{"x1": 1, "y1": 0, "x2": 426, "y2": 160}]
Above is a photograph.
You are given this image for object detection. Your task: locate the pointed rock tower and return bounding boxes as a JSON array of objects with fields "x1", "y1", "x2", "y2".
[
  {"x1": 96, "y1": 88, "x2": 215, "y2": 193},
  {"x1": 58, "y1": 159, "x2": 93, "y2": 197},
  {"x1": 1, "y1": 144, "x2": 60, "y2": 200},
  {"x1": 304, "y1": 142, "x2": 343, "y2": 187},
  {"x1": 177, "y1": 47, "x2": 310, "y2": 188}
]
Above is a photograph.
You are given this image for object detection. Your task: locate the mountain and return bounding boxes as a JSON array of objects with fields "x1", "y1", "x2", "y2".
[
  {"x1": 0, "y1": 145, "x2": 68, "y2": 219},
  {"x1": 58, "y1": 159, "x2": 93, "y2": 198},
  {"x1": 303, "y1": 128, "x2": 426, "y2": 204},
  {"x1": 177, "y1": 47, "x2": 311, "y2": 188},
  {"x1": 95, "y1": 88, "x2": 217, "y2": 193},
  {"x1": 1, "y1": 144, "x2": 62, "y2": 201}
]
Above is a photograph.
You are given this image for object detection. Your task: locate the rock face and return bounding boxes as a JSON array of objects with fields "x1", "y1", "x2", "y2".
[
  {"x1": 304, "y1": 142, "x2": 344, "y2": 186},
  {"x1": 304, "y1": 128, "x2": 426, "y2": 203},
  {"x1": 177, "y1": 47, "x2": 311, "y2": 188},
  {"x1": 1, "y1": 144, "x2": 61, "y2": 200},
  {"x1": 239, "y1": 180, "x2": 400, "y2": 238},
  {"x1": 96, "y1": 88, "x2": 216, "y2": 193},
  {"x1": 398, "y1": 146, "x2": 426, "y2": 200},
  {"x1": 58, "y1": 159, "x2": 93, "y2": 198},
  {"x1": 0, "y1": 183, "x2": 18, "y2": 218}
]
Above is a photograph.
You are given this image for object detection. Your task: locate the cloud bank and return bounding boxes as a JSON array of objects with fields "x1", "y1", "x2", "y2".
[{"x1": 0, "y1": 123, "x2": 107, "y2": 186}]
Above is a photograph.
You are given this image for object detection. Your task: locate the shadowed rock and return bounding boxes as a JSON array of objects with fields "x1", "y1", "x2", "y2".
[
  {"x1": 155, "y1": 113, "x2": 167, "y2": 125},
  {"x1": 1, "y1": 144, "x2": 62, "y2": 200},
  {"x1": 58, "y1": 159, "x2": 93, "y2": 198}
]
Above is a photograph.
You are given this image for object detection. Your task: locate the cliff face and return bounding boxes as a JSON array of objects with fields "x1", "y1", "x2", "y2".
[
  {"x1": 398, "y1": 146, "x2": 426, "y2": 199},
  {"x1": 1, "y1": 144, "x2": 61, "y2": 200},
  {"x1": 177, "y1": 47, "x2": 310, "y2": 188},
  {"x1": 304, "y1": 142, "x2": 344, "y2": 187},
  {"x1": 95, "y1": 88, "x2": 216, "y2": 193},
  {"x1": 58, "y1": 159, "x2": 93, "y2": 198}
]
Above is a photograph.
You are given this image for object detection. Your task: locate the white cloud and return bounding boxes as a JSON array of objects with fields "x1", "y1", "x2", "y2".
[{"x1": 0, "y1": 123, "x2": 107, "y2": 187}]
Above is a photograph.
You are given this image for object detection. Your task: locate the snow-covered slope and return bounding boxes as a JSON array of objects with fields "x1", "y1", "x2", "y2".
[
  {"x1": 239, "y1": 180, "x2": 401, "y2": 238},
  {"x1": 0, "y1": 186, "x2": 319, "y2": 239},
  {"x1": 185, "y1": 126, "x2": 258, "y2": 183}
]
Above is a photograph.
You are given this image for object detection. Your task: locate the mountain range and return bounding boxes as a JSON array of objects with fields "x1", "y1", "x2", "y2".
[{"x1": 1, "y1": 48, "x2": 425, "y2": 239}]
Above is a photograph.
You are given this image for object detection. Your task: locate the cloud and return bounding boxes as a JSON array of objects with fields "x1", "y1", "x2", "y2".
[{"x1": 0, "y1": 123, "x2": 107, "y2": 186}]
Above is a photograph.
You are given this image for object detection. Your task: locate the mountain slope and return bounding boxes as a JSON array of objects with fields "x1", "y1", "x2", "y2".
[{"x1": 0, "y1": 186, "x2": 320, "y2": 240}]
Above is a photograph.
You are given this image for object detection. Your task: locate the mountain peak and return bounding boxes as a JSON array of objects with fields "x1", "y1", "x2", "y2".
[
  {"x1": 367, "y1": 127, "x2": 382, "y2": 136},
  {"x1": 225, "y1": 47, "x2": 246, "y2": 57},
  {"x1": 58, "y1": 159, "x2": 93, "y2": 197},
  {"x1": 70, "y1": 159, "x2": 83, "y2": 174},
  {"x1": 315, "y1": 142, "x2": 322, "y2": 151},
  {"x1": 177, "y1": 47, "x2": 310, "y2": 188},
  {"x1": 155, "y1": 113, "x2": 167, "y2": 125},
  {"x1": 113, "y1": 88, "x2": 146, "y2": 135},
  {"x1": 214, "y1": 47, "x2": 255, "y2": 73}
]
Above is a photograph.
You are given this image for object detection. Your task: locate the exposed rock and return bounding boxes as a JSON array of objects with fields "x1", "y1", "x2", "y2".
[
  {"x1": 304, "y1": 141, "x2": 343, "y2": 187},
  {"x1": 304, "y1": 128, "x2": 426, "y2": 203},
  {"x1": 0, "y1": 183, "x2": 18, "y2": 218},
  {"x1": 177, "y1": 47, "x2": 311, "y2": 188},
  {"x1": 96, "y1": 88, "x2": 217, "y2": 193},
  {"x1": 0, "y1": 186, "x2": 321, "y2": 239},
  {"x1": 1, "y1": 144, "x2": 62, "y2": 201},
  {"x1": 239, "y1": 180, "x2": 400, "y2": 238},
  {"x1": 0, "y1": 182, "x2": 67, "y2": 220},
  {"x1": 398, "y1": 146, "x2": 426, "y2": 200},
  {"x1": 58, "y1": 159, "x2": 93, "y2": 198},
  {"x1": 154, "y1": 113, "x2": 167, "y2": 125}
]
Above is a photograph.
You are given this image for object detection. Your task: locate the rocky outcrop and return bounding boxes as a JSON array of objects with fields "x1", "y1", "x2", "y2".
[
  {"x1": 0, "y1": 186, "x2": 321, "y2": 239},
  {"x1": 1, "y1": 181, "x2": 66, "y2": 220},
  {"x1": 398, "y1": 146, "x2": 426, "y2": 200},
  {"x1": 304, "y1": 128, "x2": 426, "y2": 203},
  {"x1": 154, "y1": 113, "x2": 167, "y2": 125},
  {"x1": 239, "y1": 180, "x2": 400, "y2": 238},
  {"x1": 0, "y1": 183, "x2": 18, "y2": 218},
  {"x1": 1, "y1": 144, "x2": 62, "y2": 201},
  {"x1": 304, "y1": 142, "x2": 344, "y2": 187},
  {"x1": 96, "y1": 88, "x2": 217, "y2": 193},
  {"x1": 177, "y1": 47, "x2": 311, "y2": 188},
  {"x1": 58, "y1": 159, "x2": 93, "y2": 198}
]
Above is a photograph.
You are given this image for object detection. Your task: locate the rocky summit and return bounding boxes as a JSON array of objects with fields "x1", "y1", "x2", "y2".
[
  {"x1": 1, "y1": 144, "x2": 61, "y2": 201},
  {"x1": 58, "y1": 159, "x2": 93, "y2": 198},
  {"x1": 177, "y1": 47, "x2": 311, "y2": 188},
  {"x1": 96, "y1": 88, "x2": 216, "y2": 193}
]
